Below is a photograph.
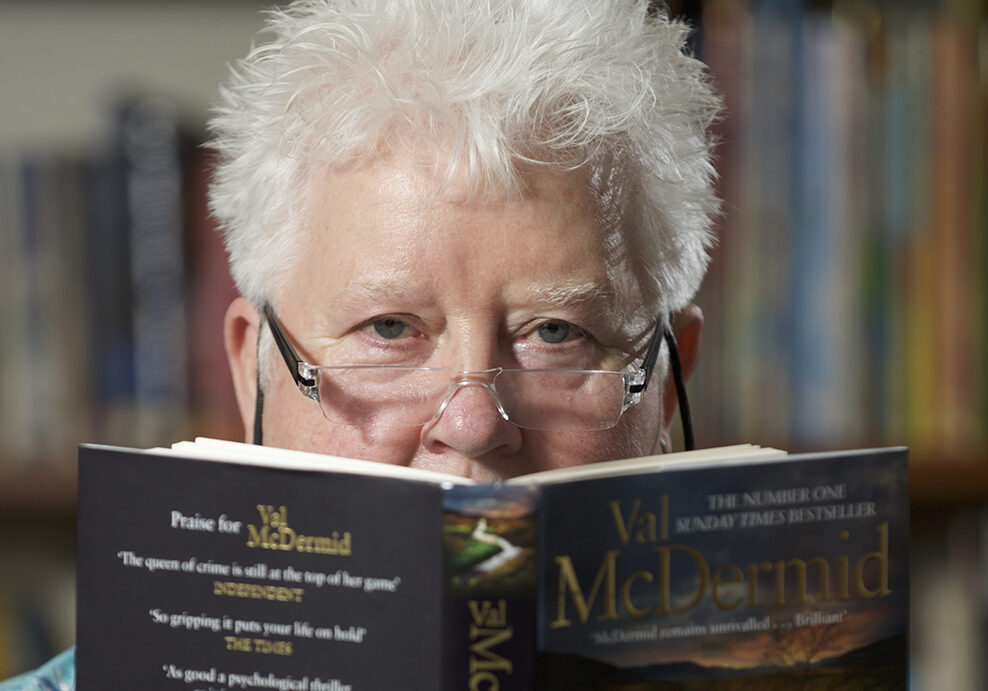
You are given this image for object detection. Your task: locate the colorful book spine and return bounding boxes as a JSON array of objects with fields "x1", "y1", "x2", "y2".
[{"x1": 694, "y1": 0, "x2": 986, "y2": 457}]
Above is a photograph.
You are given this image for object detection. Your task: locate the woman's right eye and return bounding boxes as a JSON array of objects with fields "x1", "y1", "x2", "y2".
[{"x1": 340, "y1": 316, "x2": 430, "y2": 365}]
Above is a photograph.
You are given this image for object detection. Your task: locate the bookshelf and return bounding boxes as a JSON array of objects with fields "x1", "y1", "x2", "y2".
[
  {"x1": 0, "y1": 2, "x2": 265, "y2": 678},
  {"x1": 0, "y1": 0, "x2": 985, "y2": 685},
  {"x1": 693, "y1": 2, "x2": 988, "y2": 688},
  {"x1": 692, "y1": 0, "x2": 986, "y2": 462}
]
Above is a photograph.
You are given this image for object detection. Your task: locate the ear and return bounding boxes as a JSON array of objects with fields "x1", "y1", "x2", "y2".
[
  {"x1": 224, "y1": 297, "x2": 260, "y2": 443},
  {"x1": 661, "y1": 303, "x2": 703, "y2": 435}
]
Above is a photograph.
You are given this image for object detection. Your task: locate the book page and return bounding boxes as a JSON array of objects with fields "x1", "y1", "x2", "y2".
[
  {"x1": 165, "y1": 437, "x2": 474, "y2": 485},
  {"x1": 157, "y1": 439, "x2": 786, "y2": 488},
  {"x1": 507, "y1": 444, "x2": 788, "y2": 485}
]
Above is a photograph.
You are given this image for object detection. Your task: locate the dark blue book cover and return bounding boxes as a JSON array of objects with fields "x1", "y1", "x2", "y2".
[
  {"x1": 77, "y1": 445, "x2": 446, "y2": 689},
  {"x1": 77, "y1": 443, "x2": 907, "y2": 689},
  {"x1": 537, "y1": 448, "x2": 908, "y2": 689}
]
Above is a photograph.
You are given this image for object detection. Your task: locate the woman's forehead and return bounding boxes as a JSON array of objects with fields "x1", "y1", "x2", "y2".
[{"x1": 283, "y1": 153, "x2": 653, "y2": 328}]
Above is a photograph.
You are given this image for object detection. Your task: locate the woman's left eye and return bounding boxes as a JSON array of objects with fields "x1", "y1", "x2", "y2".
[
  {"x1": 536, "y1": 320, "x2": 574, "y2": 344},
  {"x1": 372, "y1": 317, "x2": 409, "y2": 339},
  {"x1": 515, "y1": 319, "x2": 604, "y2": 368}
]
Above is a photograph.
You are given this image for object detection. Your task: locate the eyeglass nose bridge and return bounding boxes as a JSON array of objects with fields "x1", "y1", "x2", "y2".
[{"x1": 432, "y1": 369, "x2": 511, "y2": 424}]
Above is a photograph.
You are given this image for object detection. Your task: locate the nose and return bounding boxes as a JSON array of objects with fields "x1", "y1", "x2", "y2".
[
  {"x1": 435, "y1": 375, "x2": 507, "y2": 420},
  {"x1": 419, "y1": 378, "x2": 522, "y2": 462}
]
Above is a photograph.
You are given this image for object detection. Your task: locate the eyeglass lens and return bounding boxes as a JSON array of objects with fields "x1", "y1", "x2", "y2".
[{"x1": 312, "y1": 367, "x2": 628, "y2": 430}]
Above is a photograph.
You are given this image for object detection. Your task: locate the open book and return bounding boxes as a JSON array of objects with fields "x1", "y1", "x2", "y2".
[{"x1": 76, "y1": 439, "x2": 908, "y2": 689}]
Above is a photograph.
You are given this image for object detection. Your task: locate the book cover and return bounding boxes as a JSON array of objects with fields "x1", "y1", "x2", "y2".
[
  {"x1": 534, "y1": 448, "x2": 907, "y2": 689},
  {"x1": 76, "y1": 442, "x2": 908, "y2": 689},
  {"x1": 77, "y1": 445, "x2": 447, "y2": 690}
]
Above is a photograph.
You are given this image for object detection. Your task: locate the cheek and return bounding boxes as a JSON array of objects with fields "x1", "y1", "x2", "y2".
[
  {"x1": 316, "y1": 426, "x2": 424, "y2": 466},
  {"x1": 261, "y1": 378, "x2": 423, "y2": 464},
  {"x1": 574, "y1": 390, "x2": 663, "y2": 464},
  {"x1": 524, "y1": 408, "x2": 661, "y2": 471},
  {"x1": 259, "y1": 378, "x2": 326, "y2": 451}
]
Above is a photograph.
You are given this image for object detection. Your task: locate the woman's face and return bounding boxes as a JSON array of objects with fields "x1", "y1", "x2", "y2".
[{"x1": 227, "y1": 153, "x2": 683, "y2": 480}]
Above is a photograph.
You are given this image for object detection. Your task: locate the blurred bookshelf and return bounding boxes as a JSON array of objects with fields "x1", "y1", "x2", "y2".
[
  {"x1": 690, "y1": 1, "x2": 988, "y2": 689},
  {"x1": 0, "y1": 1, "x2": 266, "y2": 678},
  {"x1": 0, "y1": 0, "x2": 985, "y2": 686},
  {"x1": 692, "y1": 0, "x2": 986, "y2": 465}
]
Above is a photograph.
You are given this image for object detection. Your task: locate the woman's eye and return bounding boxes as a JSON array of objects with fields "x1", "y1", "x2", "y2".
[
  {"x1": 371, "y1": 317, "x2": 409, "y2": 339},
  {"x1": 536, "y1": 321, "x2": 574, "y2": 344}
]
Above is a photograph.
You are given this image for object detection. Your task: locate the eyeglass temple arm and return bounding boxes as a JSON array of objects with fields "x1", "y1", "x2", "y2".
[
  {"x1": 663, "y1": 321, "x2": 695, "y2": 451},
  {"x1": 628, "y1": 314, "x2": 696, "y2": 452},
  {"x1": 262, "y1": 303, "x2": 316, "y2": 389}
]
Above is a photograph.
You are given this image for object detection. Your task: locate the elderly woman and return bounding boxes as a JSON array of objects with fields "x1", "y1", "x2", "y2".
[{"x1": 2, "y1": 0, "x2": 719, "y2": 686}]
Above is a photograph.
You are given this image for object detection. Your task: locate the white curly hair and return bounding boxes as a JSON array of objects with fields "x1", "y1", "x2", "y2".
[{"x1": 207, "y1": 0, "x2": 722, "y2": 315}]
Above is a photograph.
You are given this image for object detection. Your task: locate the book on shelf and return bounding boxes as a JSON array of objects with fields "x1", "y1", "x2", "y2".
[
  {"x1": 76, "y1": 439, "x2": 908, "y2": 689},
  {"x1": 693, "y1": 1, "x2": 987, "y2": 456},
  {"x1": 117, "y1": 96, "x2": 189, "y2": 446}
]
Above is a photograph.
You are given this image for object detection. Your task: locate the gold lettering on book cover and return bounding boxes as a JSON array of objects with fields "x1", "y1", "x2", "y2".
[
  {"x1": 213, "y1": 580, "x2": 305, "y2": 603},
  {"x1": 608, "y1": 497, "x2": 669, "y2": 545},
  {"x1": 246, "y1": 504, "x2": 352, "y2": 556},
  {"x1": 468, "y1": 599, "x2": 513, "y2": 691},
  {"x1": 550, "y1": 493, "x2": 892, "y2": 629}
]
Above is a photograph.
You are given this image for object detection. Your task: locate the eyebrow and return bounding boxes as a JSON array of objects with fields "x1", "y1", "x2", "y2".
[
  {"x1": 523, "y1": 281, "x2": 616, "y2": 311},
  {"x1": 331, "y1": 275, "x2": 422, "y2": 307},
  {"x1": 335, "y1": 276, "x2": 616, "y2": 308}
]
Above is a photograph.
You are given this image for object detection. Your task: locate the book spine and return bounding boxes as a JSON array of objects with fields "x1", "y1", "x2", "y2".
[
  {"x1": 692, "y1": 1, "x2": 986, "y2": 456},
  {"x1": 698, "y1": 0, "x2": 760, "y2": 444},
  {"x1": 0, "y1": 153, "x2": 94, "y2": 460},
  {"x1": 440, "y1": 484, "x2": 540, "y2": 690},
  {"x1": 789, "y1": 12, "x2": 872, "y2": 447},
  {"x1": 16, "y1": 157, "x2": 48, "y2": 456},
  {"x1": 748, "y1": 0, "x2": 801, "y2": 446},
  {"x1": 82, "y1": 139, "x2": 136, "y2": 444},
  {"x1": 874, "y1": 11, "x2": 910, "y2": 447},
  {"x1": 929, "y1": 15, "x2": 980, "y2": 456},
  {"x1": 901, "y1": 14, "x2": 937, "y2": 456},
  {"x1": 119, "y1": 97, "x2": 189, "y2": 444},
  {"x1": 45, "y1": 156, "x2": 92, "y2": 456}
]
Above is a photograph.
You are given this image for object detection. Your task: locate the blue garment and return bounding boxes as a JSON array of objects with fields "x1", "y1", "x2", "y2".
[{"x1": 0, "y1": 648, "x2": 74, "y2": 691}]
